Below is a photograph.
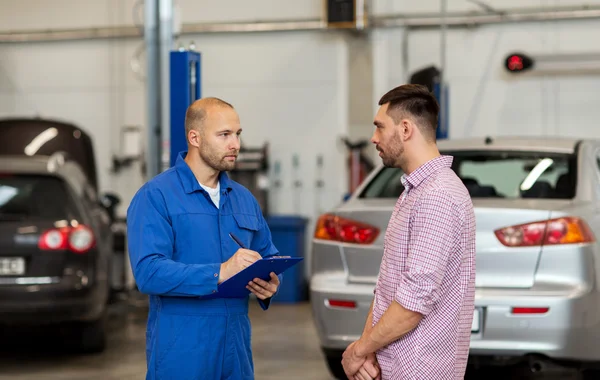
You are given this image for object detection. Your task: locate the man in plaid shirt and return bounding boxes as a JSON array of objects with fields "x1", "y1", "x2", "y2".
[{"x1": 342, "y1": 84, "x2": 477, "y2": 380}]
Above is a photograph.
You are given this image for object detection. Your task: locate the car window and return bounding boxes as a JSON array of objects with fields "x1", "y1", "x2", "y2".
[
  {"x1": 0, "y1": 174, "x2": 81, "y2": 220},
  {"x1": 359, "y1": 150, "x2": 576, "y2": 199},
  {"x1": 359, "y1": 167, "x2": 405, "y2": 198},
  {"x1": 452, "y1": 151, "x2": 576, "y2": 199},
  {"x1": 0, "y1": 120, "x2": 99, "y2": 192}
]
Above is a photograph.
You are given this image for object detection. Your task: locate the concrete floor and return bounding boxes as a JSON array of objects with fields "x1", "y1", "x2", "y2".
[
  {"x1": 0, "y1": 295, "x2": 333, "y2": 380},
  {"x1": 0, "y1": 295, "x2": 588, "y2": 380}
]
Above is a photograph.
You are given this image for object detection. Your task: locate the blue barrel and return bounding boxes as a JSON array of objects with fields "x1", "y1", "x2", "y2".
[{"x1": 266, "y1": 215, "x2": 308, "y2": 303}]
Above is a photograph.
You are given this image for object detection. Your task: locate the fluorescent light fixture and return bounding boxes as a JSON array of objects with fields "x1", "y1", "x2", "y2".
[
  {"x1": 520, "y1": 158, "x2": 554, "y2": 191},
  {"x1": 24, "y1": 127, "x2": 58, "y2": 156}
]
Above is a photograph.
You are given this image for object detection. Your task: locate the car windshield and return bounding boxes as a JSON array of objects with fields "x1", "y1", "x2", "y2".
[
  {"x1": 359, "y1": 150, "x2": 577, "y2": 199},
  {"x1": 0, "y1": 174, "x2": 80, "y2": 221}
]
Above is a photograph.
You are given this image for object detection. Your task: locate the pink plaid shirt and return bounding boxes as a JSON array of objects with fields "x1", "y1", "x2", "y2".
[{"x1": 372, "y1": 155, "x2": 476, "y2": 379}]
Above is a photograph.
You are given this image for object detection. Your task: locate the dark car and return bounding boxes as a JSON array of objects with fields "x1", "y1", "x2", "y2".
[{"x1": 0, "y1": 118, "x2": 121, "y2": 353}]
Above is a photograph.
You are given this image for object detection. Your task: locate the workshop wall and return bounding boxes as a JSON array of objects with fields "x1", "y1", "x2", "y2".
[
  {"x1": 372, "y1": 0, "x2": 600, "y2": 140},
  {"x1": 0, "y1": 0, "x2": 349, "y2": 225},
  {"x1": 2, "y1": 0, "x2": 600, "y2": 225}
]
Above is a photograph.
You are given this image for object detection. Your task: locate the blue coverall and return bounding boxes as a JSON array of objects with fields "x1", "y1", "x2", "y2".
[{"x1": 127, "y1": 152, "x2": 281, "y2": 380}]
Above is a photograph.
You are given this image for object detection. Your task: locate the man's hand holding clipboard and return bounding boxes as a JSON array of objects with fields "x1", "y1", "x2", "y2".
[
  {"x1": 230, "y1": 232, "x2": 280, "y2": 301},
  {"x1": 214, "y1": 233, "x2": 301, "y2": 301}
]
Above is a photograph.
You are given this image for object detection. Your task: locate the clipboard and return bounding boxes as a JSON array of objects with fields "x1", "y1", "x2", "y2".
[{"x1": 206, "y1": 256, "x2": 303, "y2": 299}]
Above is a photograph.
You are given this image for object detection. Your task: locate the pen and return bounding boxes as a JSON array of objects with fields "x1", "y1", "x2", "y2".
[{"x1": 229, "y1": 233, "x2": 247, "y2": 249}]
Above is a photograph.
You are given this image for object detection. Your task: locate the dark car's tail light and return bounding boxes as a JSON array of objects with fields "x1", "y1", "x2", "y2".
[
  {"x1": 314, "y1": 214, "x2": 379, "y2": 245},
  {"x1": 494, "y1": 217, "x2": 595, "y2": 247},
  {"x1": 39, "y1": 225, "x2": 95, "y2": 254}
]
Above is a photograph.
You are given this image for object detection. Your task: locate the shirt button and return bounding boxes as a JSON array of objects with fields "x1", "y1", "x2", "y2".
[
  {"x1": 214, "y1": 273, "x2": 218, "y2": 277},
  {"x1": 212, "y1": 290, "x2": 216, "y2": 293}
]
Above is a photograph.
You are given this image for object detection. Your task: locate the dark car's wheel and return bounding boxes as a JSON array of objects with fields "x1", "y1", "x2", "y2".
[
  {"x1": 583, "y1": 368, "x2": 600, "y2": 380},
  {"x1": 325, "y1": 352, "x2": 346, "y2": 379},
  {"x1": 77, "y1": 314, "x2": 107, "y2": 354}
]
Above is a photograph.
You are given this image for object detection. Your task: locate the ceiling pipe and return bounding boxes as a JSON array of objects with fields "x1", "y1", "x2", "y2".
[
  {"x1": 1, "y1": 5, "x2": 600, "y2": 43},
  {"x1": 180, "y1": 19, "x2": 325, "y2": 34},
  {"x1": 375, "y1": 5, "x2": 600, "y2": 29}
]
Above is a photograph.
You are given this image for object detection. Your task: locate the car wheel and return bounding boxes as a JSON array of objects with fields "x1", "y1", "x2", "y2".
[
  {"x1": 583, "y1": 368, "x2": 600, "y2": 380},
  {"x1": 325, "y1": 353, "x2": 346, "y2": 380},
  {"x1": 78, "y1": 314, "x2": 107, "y2": 354}
]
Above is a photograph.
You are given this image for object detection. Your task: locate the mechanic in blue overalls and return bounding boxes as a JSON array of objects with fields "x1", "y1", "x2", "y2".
[{"x1": 127, "y1": 97, "x2": 282, "y2": 380}]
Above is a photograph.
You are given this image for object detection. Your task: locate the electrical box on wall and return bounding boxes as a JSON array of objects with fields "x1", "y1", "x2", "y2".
[{"x1": 325, "y1": 0, "x2": 368, "y2": 29}]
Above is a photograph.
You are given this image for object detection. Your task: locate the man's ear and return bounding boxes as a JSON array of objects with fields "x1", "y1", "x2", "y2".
[
  {"x1": 188, "y1": 129, "x2": 201, "y2": 148},
  {"x1": 401, "y1": 119, "x2": 414, "y2": 141}
]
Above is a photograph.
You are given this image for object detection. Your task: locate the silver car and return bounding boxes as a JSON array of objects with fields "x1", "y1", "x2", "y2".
[{"x1": 310, "y1": 136, "x2": 600, "y2": 378}]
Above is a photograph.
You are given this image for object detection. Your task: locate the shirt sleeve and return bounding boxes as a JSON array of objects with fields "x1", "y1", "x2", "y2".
[
  {"x1": 396, "y1": 191, "x2": 462, "y2": 316},
  {"x1": 127, "y1": 185, "x2": 221, "y2": 297}
]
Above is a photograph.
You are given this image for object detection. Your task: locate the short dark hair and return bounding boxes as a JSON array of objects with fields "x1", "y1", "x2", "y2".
[
  {"x1": 378, "y1": 84, "x2": 440, "y2": 141},
  {"x1": 185, "y1": 97, "x2": 234, "y2": 137}
]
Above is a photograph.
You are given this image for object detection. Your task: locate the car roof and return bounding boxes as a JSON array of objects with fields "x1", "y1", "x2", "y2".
[
  {"x1": 0, "y1": 155, "x2": 54, "y2": 174},
  {"x1": 0, "y1": 154, "x2": 90, "y2": 197},
  {"x1": 437, "y1": 136, "x2": 586, "y2": 154}
]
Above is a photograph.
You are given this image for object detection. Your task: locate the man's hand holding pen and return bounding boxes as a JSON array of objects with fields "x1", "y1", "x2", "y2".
[
  {"x1": 219, "y1": 233, "x2": 280, "y2": 299},
  {"x1": 218, "y1": 248, "x2": 262, "y2": 283}
]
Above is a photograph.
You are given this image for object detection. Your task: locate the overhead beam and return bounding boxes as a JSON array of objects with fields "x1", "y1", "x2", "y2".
[{"x1": 2, "y1": 5, "x2": 600, "y2": 43}]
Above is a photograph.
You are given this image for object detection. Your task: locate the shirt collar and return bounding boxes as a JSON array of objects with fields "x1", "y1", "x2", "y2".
[
  {"x1": 175, "y1": 151, "x2": 233, "y2": 194},
  {"x1": 401, "y1": 155, "x2": 454, "y2": 189}
]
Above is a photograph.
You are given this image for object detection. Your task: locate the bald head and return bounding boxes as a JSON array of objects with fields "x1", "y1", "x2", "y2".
[{"x1": 184, "y1": 97, "x2": 234, "y2": 139}]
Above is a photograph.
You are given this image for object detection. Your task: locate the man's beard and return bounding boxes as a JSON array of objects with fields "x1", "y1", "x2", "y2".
[
  {"x1": 381, "y1": 134, "x2": 404, "y2": 169},
  {"x1": 199, "y1": 144, "x2": 236, "y2": 172}
]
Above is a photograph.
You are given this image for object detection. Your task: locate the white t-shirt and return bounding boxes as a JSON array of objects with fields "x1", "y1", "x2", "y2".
[{"x1": 199, "y1": 181, "x2": 220, "y2": 208}]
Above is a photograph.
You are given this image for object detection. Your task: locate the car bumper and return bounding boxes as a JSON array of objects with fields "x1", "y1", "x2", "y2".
[
  {"x1": 0, "y1": 273, "x2": 107, "y2": 324},
  {"x1": 311, "y1": 274, "x2": 600, "y2": 362},
  {"x1": 470, "y1": 283, "x2": 600, "y2": 362},
  {"x1": 310, "y1": 273, "x2": 374, "y2": 350}
]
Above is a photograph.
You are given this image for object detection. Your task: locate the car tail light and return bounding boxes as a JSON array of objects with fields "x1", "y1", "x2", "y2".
[
  {"x1": 494, "y1": 217, "x2": 595, "y2": 247},
  {"x1": 38, "y1": 225, "x2": 95, "y2": 254},
  {"x1": 314, "y1": 214, "x2": 379, "y2": 244},
  {"x1": 511, "y1": 307, "x2": 549, "y2": 315},
  {"x1": 326, "y1": 299, "x2": 357, "y2": 309}
]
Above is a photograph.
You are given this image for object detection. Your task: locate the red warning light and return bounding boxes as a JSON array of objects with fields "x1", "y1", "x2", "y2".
[
  {"x1": 508, "y1": 55, "x2": 523, "y2": 71},
  {"x1": 504, "y1": 52, "x2": 534, "y2": 73}
]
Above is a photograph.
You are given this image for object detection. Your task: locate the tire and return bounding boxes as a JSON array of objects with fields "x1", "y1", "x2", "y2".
[
  {"x1": 78, "y1": 314, "x2": 107, "y2": 354},
  {"x1": 325, "y1": 353, "x2": 346, "y2": 380},
  {"x1": 583, "y1": 368, "x2": 600, "y2": 380}
]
